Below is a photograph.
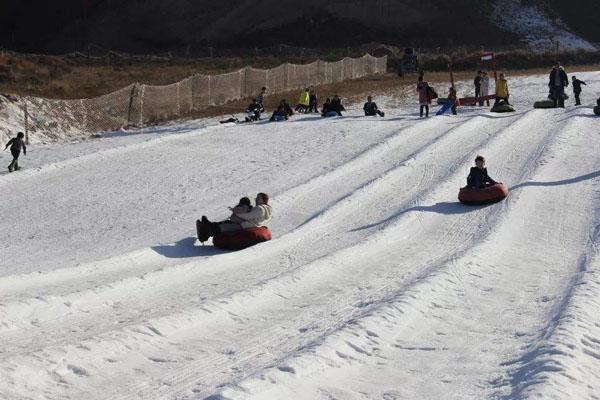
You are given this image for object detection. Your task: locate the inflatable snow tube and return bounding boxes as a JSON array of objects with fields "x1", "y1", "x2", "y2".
[
  {"x1": 212, "y1": 226, "x2": 272, "y2": 250},
  {"x1": 437, "y1": 97, "x2": 449, "y2": 105},
  {"x1": 323, "y1": 111, "x2": 338, "y2": 118},
  {"x1": 458, "y1": 183, "x2": 509, "y2": 205},
  {"x1": 594, "y1": 106, "x2": 600, "y2": 116},
  {"x1": 490, "y1": 103, "x2": 515, "y2": 113},
  {"x1": 534, "y1": 100, "x2": 555, "y2": 109},
  {"x1": 271, "y1": 114, "x2": 287, "y2": 121}
]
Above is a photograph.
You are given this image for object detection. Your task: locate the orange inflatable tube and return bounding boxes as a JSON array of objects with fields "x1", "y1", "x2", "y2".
[
  {"x1": 212, "y1": 226, "x2": 272, "y2": 250},
  {"x1": 458, "y1": 182, "x2": 509, "y2": 205}
]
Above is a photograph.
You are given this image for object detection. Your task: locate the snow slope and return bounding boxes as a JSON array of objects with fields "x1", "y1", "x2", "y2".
[{"x1": 1, "y1": 72, "x2": 600, "y2": 400}]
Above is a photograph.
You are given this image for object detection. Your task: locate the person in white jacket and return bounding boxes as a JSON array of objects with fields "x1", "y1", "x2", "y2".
[
  {"x1": 479, "y1": 71, "x2": 490, "y2": 106},
  {"x1": 197, "y1": 192, "x2": 272, "y2": 242}
]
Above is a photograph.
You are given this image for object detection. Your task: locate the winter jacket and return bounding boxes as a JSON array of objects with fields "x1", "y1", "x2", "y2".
[
  {"x1": 5, "y1": 137, "x2": 26, "y2": 155},
  {"x1": 474, "y1": 75, "x2": 482, "y2": 89},
  {"x1": 229, "y1": 204, "x2": 252, "y2": 224},
  {"x1": 467, "y1": 167, "x2": 497, "y2": 188},
  {"x1": 572, "y1": 78, "x2": 586, "y2": 93},
  {"x1": 480, "y1": 76, "x2": 490, "y2": 96},
  {"x1": 298, "y1": 90, "x2": 310, "y2": 106},
  {"x1": 235, "y1": 203, "x2": 273, "y2": 228},
  {"x1": 329, "y1": 98, "x2": 345, "y2": 115},
  {"x1": 417, "y1": 81, "x2": 430, "y2": 105},
  {"x1": 270, "y1": 103, "x2": 293, "y2": 120},
  {"x1": 363, "y1": 101, "x2": 379, "y2": 115},
  {"x1": 549, "y1": 67, "x2": 568, "y2": 88},
  {"x1": 495, "y1": 79, "x2": 509, "y2": 98}
]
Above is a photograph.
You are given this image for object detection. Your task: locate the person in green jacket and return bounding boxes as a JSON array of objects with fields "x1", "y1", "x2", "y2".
[{"x1": 295, "y1": 88, "x2": 311, "y2": 113}]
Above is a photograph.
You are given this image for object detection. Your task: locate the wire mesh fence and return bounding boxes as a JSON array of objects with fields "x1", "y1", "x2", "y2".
[{"x1": 15, "y1": 54, "x2": 386, "y2": 142}]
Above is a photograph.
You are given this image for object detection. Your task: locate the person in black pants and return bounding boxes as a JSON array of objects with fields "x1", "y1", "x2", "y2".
[
  {"x1": 571, "y1": 76, "x2": 586, "y2": 106},
  {"x1": 363, "y1": 96, "x2": 385, "y2": 117},
  {"x1": 467, "y1": 155, "x2": 497, "y2": 188},
  {"x1": 549, "y1": 62, "x2": 569, "y2": 108},
  {"x1": 4, "y1": 132, "x2": 26, "y2": 172},
  {"x1": 474, "y1": 70, "x2": 482, "y2": 105},
  {"x1": 308, "y1": 89, "x2": 318, "y2": 113}
]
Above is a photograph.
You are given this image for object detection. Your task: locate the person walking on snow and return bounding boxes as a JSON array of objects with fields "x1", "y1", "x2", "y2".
[
  {"x1": 196, "y1": 193, "x2": 272, "y2": 243},
  {"x1": 467, "y1": 155, "x2": 497, "y2": 189},
  {"x1": 495, "y1": 73, "x2": 510, "y2": 105},
  {"x1": 417, "y1": 76, "x2": 431, "y2": 117},
  {"x1": 4, "y1": 132, "x2": 26, "y2": 172},
  {"x1": 480, "y1": 71, "x2": 491, "y2": 106},
  {"x1": 448, "y1": 86, "x2": 458, "y2": 115},
  {"x1": 308, "y1": 89, "x2": 318, "y2": 113},
  {"x1": 256, "y1": 86, "x2": 267, "y2": 112},
  {"x1": 571, "y1": 76, "x2": 586, "y2": 106},
  {"x1": 549, "y1": 62, "x2": 569, "y2": 108},
  {"x1": 363, "y1": 95, "x2": 385, "y2": 117}
]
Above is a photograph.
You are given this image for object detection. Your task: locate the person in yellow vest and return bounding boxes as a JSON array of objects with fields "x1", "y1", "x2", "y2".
[
  {"x1": 295, "y1": 88, "x2": 311, "y2": 113},
  {"x1": 495, "y1": 73, "x2": 510, "y2": 105}
]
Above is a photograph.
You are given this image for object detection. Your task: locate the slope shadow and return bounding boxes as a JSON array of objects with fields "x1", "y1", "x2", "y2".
[
  {"x1": 151, "y1": 236, "x2": 224, "y2": 258},
  {"x1": 352, "y1": 201, "x2": 490, "y2": 232},
  {"x1": 512, "y1": 170, "x2": 600, "y2": 190}
]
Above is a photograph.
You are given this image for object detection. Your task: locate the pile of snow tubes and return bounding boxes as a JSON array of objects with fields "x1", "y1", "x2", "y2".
[
  {"x1": 213, "y1": 226, "x2": 272, "y2": 250},
  {"x1": 490, "y1": 103, "x2": 515, "y2": 113},
  {"x1": 534, "y1": 100, "x2": 555, "y2": 109},
  {"x1": 458, "y1": 183, "x2": 509, "y2": 205}
]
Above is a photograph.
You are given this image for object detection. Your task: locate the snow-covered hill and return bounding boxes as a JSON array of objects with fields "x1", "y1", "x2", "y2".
[{"x1": 1, "y1": 71, "x2": 600, "y2": 399}]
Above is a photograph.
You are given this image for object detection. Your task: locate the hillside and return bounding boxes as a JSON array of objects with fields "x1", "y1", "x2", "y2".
[
  {"x1": 1, "y1": 0, "x2": 597, "y2": 53},
  {"x1": 1, "y1": 71, "x2": 600, "y2": 399}
]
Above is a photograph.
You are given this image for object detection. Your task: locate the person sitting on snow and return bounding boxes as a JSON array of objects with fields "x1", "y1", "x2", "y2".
[
  {"x1": 4, "y1": 131, "x2": 26, "y2": 172},
  {"x1": 321, "y1": 98, "x2": 332, "y2": 116},
  {"x1": 295, "y1": 88, "x2": 311, "y2": 113},
  {"x1": 363, "y1": 95, "x2": 385, "y2": 117},
  {"x1": 495, "y1": 73, "x2": 510, "y2": 105},
  {"x1": 467, "y1": 155, "x2": 497, "y2": 189},
  {"x1": 245, "y1": 99, "x2": 262, "y2": 122},
  {"x1": 571, "y1": 76, "x2": 586, "y2": 106},
  {"x1": 329, "y1": 95, "x2": 346, "y2": 116},
  {"x1": 270, "y1": 99, "x2": 294, "y2": 121},
  {"x1": 197, "y1": 192, "x2": 273, "y2": 243}
]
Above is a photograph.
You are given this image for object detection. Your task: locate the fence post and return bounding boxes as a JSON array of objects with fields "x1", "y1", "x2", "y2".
[
  {"x1": 127, "y1": 84, "x2": 137, "y2": 127},
  {"x1": 139, "y1": 84, "x2": 145, "y2": 128},
  {"x1": 176, "y1": 82, "x2": 181, "y2": 116},
  {"x1": 23, "y1": 101, "x2": 29, "y2": 145},
  {"x1": 208, "y1": 75, "x2": 212, "y2": 106}
]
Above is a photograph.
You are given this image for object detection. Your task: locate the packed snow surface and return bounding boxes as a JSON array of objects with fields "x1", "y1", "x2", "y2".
[{"x1": 1, "y1": 71, "x2": 600, "y2": 400}]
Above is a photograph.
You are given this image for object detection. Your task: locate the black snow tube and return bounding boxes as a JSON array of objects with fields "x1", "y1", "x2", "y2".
[
  {"x1": 458, "y1": 183, "x2": 509, "y2": 205},
  {"x1": 594, "y1": 106, "x2": 600, "y2": 116},
  {"x1": 534, "y1": 100, "x2": 555, "y2": 109},
  {"x1": 490, "y1": 103, "x2": 515, "y2": 113}
]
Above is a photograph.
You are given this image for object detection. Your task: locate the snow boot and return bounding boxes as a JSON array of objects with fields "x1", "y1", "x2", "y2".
[{"x1": 196, "y1": 219, "x2": 211, "y2": 243}]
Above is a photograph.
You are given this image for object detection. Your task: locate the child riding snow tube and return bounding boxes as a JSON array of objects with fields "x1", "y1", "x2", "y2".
[
  {"x1": 212, "y1": 226, "x2": 272, "y2": 250},
  {"x1": 458, "y1": 183, "x2": 509, "y2": 205}
]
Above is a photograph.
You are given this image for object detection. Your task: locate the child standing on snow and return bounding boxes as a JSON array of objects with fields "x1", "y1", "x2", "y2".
[
  {"x1": 448, "y1": 86, "x2": 458, "y2": 115},
  {"x1": 417, "y1": 76, "x2": 431, "y2": 117},
  {"x1": 228, "y1": 197, "x2": 253, "y2": 224},
  {"x1": 4, "y1": 132, "x2": 26, "y2": 172},
  {"x1": 571, "y1": 76, "x2": 586, "y2": 106}
]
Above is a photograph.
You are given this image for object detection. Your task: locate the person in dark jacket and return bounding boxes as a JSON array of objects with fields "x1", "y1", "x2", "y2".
[
  {"x1": 270, "y1": 99, "x2": 294, "y2": 121},
  {"x1": 467, "y1": 155, "x2": 497, "y2": 188},
  {"x1": 321, "y1": 98, "x2": 332, "y2": 116},
  {"x1": 245, "y1": 99, "x2": 262, "y2": 122},
  {"x1": 474, "y1": 70, "x2": 482, "y2": 104},
  {"x1": 363, "y1": 95, "x2": 385, "y2": 117},
  {"x1": 549, "y1": 62, "x2": 569, "y2": 108},
  {"x1": 329, "y1": 95, "x2": 345, "y2": 116},
  {"x1": 256, "y1": 87, "x2": 267, "y2": 112},
  {"x1": 308, "y1": 89, "x2": 318, "y2": 113},
  {"x1": 4, "y1": 132, "x2": 26, "y2": 172},
  {"x1": 449, "y1": 86, "x2": 458, "y2": 115},
  {"x1": 571, "y1": 76, "x2": 586, "y2": 106}
]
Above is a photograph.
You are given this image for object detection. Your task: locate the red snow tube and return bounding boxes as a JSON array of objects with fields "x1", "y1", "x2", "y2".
[
  {"x1": 458, "y1": 183, "x2": 509, "y2": 205},
  {"x1": 212, "y1": 226, "x2": 272, "y2": 250}
]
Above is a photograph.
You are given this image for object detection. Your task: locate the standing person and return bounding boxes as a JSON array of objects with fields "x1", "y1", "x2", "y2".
[
  {"x1": 448, "y1": 86, "x2": 458, "y2": 115},
  {"x1": 4, "y1": 132, "x2": 26, "y2": 172},
  {"x1": 474, "y1": 70, "x2": 482, "y2": 105},
  {"x1": 549, "y1": 62, "x2": 569, "y2": 108},
  {"x1": 495, "y1": 73, "x2": 510, "y2": 105},
  {"x1": 480, "y1": 71, "x2": 490, "y2": 106},
  {"x1": 417, "y1": 76, "x2": 431, "y2": 117},
  {"x1": 295, "y1": 88, "x2": 310, "y2": 113},
  {"x1": 256, "y1": 86, "x2": 267, "y2": 112},
  {"x1": 308, "y1": 89, "x2": 318, "y2": 113},
  {"x1": 571, "y1": 76, "x2": 587, "y2": 106},
  {"x1": 363, "y1": 95, "x2": 385, "y2": 117}
]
